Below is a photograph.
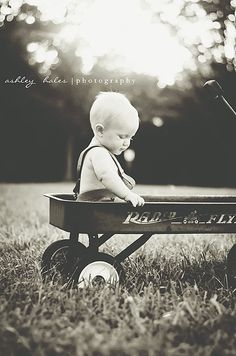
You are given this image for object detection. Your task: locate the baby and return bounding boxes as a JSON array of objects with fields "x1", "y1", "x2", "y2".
[{"x1": 73, "y1": 92, "x2": 145, "y2": 207}]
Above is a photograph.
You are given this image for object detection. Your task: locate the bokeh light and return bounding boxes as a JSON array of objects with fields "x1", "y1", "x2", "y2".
[
  {"x1": 124, "y1": 149, "x2": 136, "y2": 163},
  {"x1": 152, "y1": 117, "x2": 164, "y2": 128}
]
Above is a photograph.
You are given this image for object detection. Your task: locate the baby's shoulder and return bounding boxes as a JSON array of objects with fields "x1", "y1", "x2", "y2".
[
  {"x1": 86, "y1": 146, "x2": 111, "y2": 161},
  {"x1": 85, "y1": 146, "x2": 118, "y2": 172}
]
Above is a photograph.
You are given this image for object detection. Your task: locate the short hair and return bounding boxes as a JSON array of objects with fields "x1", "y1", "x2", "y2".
[{"x1": 90, "y1": 92, "x2": 138, "y2": 131}]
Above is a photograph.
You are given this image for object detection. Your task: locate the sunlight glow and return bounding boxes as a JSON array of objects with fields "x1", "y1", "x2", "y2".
[
  {"x1": 71, "y1": 0, "x2": 194, "y2": 85},
  {"x1": 1, "y1": 0, "x2": 235, "y2": 84},
  {"x1": 70, "y1": 1, "x2": 190, "y2": 84},
  {"x1": 24, "y1": 0, "x2": 67, "y2": 23}
]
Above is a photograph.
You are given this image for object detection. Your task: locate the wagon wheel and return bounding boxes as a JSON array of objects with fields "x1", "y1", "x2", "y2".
[
  {"x1": 227, "y1": 243, "x2": 236, "y2": 288},
  {"x1": 75, "y1": 252, "x2": 125, "y2": 288},
  {"x1": 41, "y1": 239, "x2": 87, "y2": 285}
]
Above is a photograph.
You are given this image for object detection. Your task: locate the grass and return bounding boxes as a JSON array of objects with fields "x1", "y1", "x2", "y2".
[{"x1": 1, "y1": 183, "x2": 236, "y2": 356}]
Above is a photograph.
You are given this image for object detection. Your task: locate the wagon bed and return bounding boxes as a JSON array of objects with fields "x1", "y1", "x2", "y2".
[{"x1": 45, "y1": 194, "x2": 236, "y2": 234}]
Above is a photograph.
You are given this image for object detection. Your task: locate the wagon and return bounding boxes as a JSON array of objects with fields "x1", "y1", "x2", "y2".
[{"x1": 42, "y1": 194, "x2": 236, "y2": 288}]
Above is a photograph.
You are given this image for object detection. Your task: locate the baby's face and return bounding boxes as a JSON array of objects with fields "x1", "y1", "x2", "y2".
[{"x1": 99, "y1": 113, "x2": 139, "y2": 155}]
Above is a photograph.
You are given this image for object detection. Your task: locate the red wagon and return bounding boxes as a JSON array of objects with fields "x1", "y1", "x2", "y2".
[{"x1": 42, "y1": 194, "x2": 236, "y2": 287}]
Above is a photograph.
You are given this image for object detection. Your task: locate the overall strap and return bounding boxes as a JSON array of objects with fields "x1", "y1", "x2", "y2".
[
  {"x1": 73, "y1": 145, "x2": 100, "y2": 199},
  {"x1": 109, "y1": 154, "x2": 124, "y2": 178},
  {"x1": 73, "y1": 145, "x2": 124, "y2": 199}
]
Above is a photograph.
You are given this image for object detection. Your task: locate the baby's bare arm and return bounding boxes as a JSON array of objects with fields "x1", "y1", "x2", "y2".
[
  {"x1": 90, "y1": 148, "x2": 144, "y2": 206},
  {"x1": 90, "y1": 148, "x2": 130, "y2": 198}
]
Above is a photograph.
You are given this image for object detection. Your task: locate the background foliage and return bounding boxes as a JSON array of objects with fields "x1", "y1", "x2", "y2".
[{"x1": 0, "y1": 0, "x2": 235, "y2": 185}]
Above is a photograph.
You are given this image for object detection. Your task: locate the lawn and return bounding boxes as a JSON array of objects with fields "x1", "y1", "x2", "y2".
[{"x1": 0, "y1": 183, "x2": 236, "y2": 356}]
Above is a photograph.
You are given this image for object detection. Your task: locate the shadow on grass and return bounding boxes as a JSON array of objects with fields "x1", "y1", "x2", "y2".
[{"x1": 123, "y1": 254, "x2": 235, "y2": 297}]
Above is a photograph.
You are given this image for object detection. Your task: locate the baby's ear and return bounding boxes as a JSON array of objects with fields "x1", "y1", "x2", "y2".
[{"x1": 95, "y1": 124, "x2": 104, "y2": 136}]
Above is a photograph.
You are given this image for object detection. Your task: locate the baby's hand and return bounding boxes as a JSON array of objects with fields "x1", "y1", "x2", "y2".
[{"x1": 124, "y1": 192, "x2": 145, "y2": 207}]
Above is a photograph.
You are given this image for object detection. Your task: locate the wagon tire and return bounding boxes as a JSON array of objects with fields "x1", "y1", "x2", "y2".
[
  {"x1": 227, "y1": 243, "x2": 236, "y2": 288},
  {"x1": 75, "y1": 252, "x2": 125, "y2": 288},
  {"x1": 41, "y1": 239, "x2": 87, "y2": 285}
]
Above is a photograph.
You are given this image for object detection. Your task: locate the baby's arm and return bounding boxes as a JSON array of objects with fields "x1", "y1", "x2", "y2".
[{"x1": 90, "y1": 148, "x2": 144, "y2": 207}]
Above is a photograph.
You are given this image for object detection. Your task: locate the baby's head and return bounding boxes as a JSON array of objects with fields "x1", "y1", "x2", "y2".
[{"x1": 90, "y1": 92, "x2": 139, "y2": 155}]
